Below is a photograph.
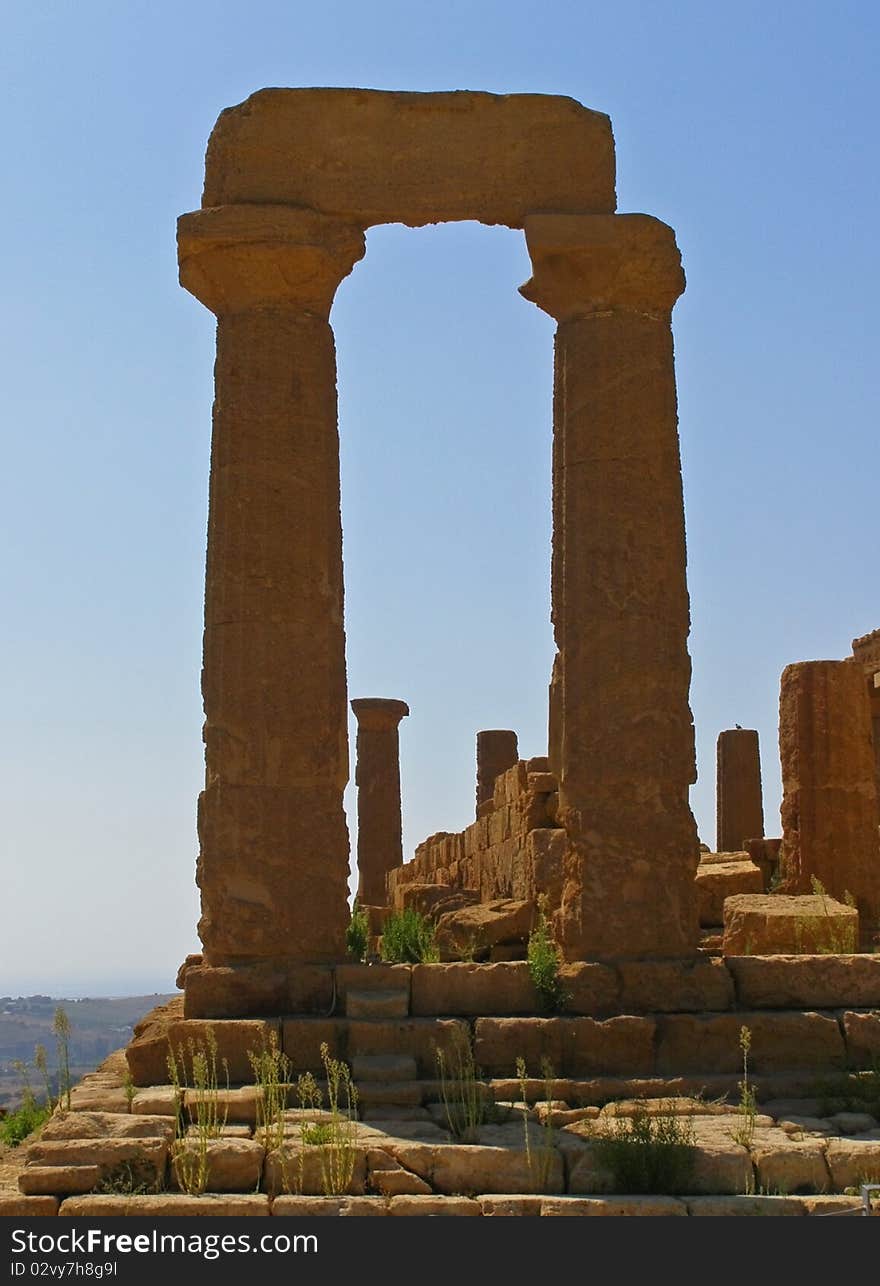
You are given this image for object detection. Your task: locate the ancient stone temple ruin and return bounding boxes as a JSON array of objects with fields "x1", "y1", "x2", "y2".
[
  {"x1": 178, "y1": 87, "x2": 700, "y2": 981},
  {"x1": 8, "y1": 89, "x2": 880, "y2": 1220}
]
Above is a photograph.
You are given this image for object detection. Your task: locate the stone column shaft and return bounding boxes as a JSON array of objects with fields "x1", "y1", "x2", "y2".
[
  {"x1": 853, "y1": 629, "x2": 880, "y2": 801},
  {"x1": 716, "y1": 728, "x2": 764, "y2": 852},
  {"x1": 779, "y1": 660, "x2": 880, "y2": 923},
  {"x1": 179, "y1": 205, "x2": 365, "y2": 963},
  {"x1": 521, "y1": 214, "x2": 699, "y2": 959},
  {"x1": 352, "y1": 699, "x2": 409, "y2": 906},
  {"x1": 476, "y1": 729, "x2": 519, "y2": 814}
]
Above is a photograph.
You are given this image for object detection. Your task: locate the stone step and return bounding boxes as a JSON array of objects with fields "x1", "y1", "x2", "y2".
[
  {"x1": 346, "y1": 988, "x2": 409, "y2": 1019},
  {"x1": 354, "y1": 1081, "x2": 425, "y2": 1108},
  {"x1": 351, "y1": 1055, "x2": 418, "y2": 1083}
]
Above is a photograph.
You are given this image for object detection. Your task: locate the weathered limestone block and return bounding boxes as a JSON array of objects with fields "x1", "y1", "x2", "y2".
[
  {"x1": 745, "y1": 837, "x2": 782, "y2": 889},
  {"x1": 0, "y1": 1196, "x2": 59, "y2": 1216},
  {"x1": 184, "y1": 963, "x2": 333, "y2": 1018},
  {"x1": 19, "y1": 1166, "x2": 101, "y2": 1196},
  {"x1": 616, "y1": 957, "x2": 735, "y2": 1012},
  {"x1": 558, "y1": 963, "x2": 620, "y2": 1015},
  {"x1": 176, "y1": 953, "x2": 203, "y2": 989},
  {"x1": 126, "y1": 1005, "x2": 279, "y2": 1086},
  {"x1": 389, "y1": 1195, "x2": 481, "y2": 1215},
  {"x1": 558, "y1": 1016, "x2": 655, "y2": 1077},
  {"x1": 542, "y1": 1196, "x2": 687, "y2": 1216},
  {"x1": 179, "y1": 204, "x2": 365, "y2": 964},
  {"x1": 346, "y1": 990, "x2": 409, "y2": 1020},
  {"x1": 346, "y1": 1019, "x2": 468, "y2": 1077},
  {"x1": 280, "y1": 1018, "x2": 346, "y2": 1074},
  {"x1": 480, "y1": 1195, "x2": 543, "y2": 1215},
  {"x1": 41, "y1": 1113, "x2": 174, "y2": 1143},
  {"x1": 716, "y1": 728, "x2": 764, "y2": 853},
  {"x1": 263, "y1": 1144, "x2": 367, "y2": 1197},
  {"x1": 474, "y1": 1016, "x2": 655, "y2": 1078},
  {"x1": 67, "y1": 1085, "x2": 131, "y2": 1114},
  {"x1": 351, "y1": 698, "x2": 409, "y2": 906},
  {"x1": 727, "y1": 955, "x2": 880, "y2": 1009},
  {"x1": 687, "y1": 1144, "x2": 753, "y2": 1196},
  {"x1": 170, "y1": 1139, "x2": 265, "y2": 1192},
  {"x1": 523, "y1": 829, "x2": 566, "y2": 907},
  {"x1": 656, "y1": 1012, "x2": 846, "y2": 1075},
  {"x1": 686, "y1": 1196, "x2": 804, "y2": 1216},
  {"x1": 367, "y1": 1149, "x2": 432, "y2": 1196},
  {"x1": 335, "y1": 964, "x2": 411, "y2": 1006},
  {"x1": 26, "y1": 1138, "x2": 168, "y2": 1190},
  {"x1": 750, "y1": 1134, "x2": 830, "y2": 1194},
  {"x1": 842, "y1": 1011, "x2": 880, "y2": 1065},
  {"x1": 824, "y1": 1139, "x2": 880, "y2": 1188},
  {"x1": 59, "y1": 1195, "x2": 270, "y2": 1216},
  {"x1": 410, "y1": 962, "x2": 535, "y2": 1015},
  {"x1": 271, "y1": 1196, "x2": 388, "y2": 1215},
  {"x1": 131, "y1": 1088, "x2": 178, "y2": 1117},
  {"x1": 187, "y1": 1087, "x2": 262, "y2": 1126},
  {"x1": 434, "y1": 899, "x2": 534, "y2": 960},
  {"x1": 393, "y1": 883, "x2": 479, "y2": 918},
  {"x1": 696, "y1": 855, "x2": 764, "y2": 926},
  {"x1": 722, "y1": 893, "x2": 859, "y2": 956},
  {"x1": 432, "y1": 1142, "x2": 564, "y2": 1196},
  {"x1": 521, "y1": 213, "x2": 699, "y2": 960},
  {"x1": 779, "y1": 660, "x2": 880, "y2": 922},
  {"x1": 476, "y1": 730, "x2": 519, "y2": 813},
  {"x1": 474, "y1": 1017, "x2": 564, "y2": 1077}
]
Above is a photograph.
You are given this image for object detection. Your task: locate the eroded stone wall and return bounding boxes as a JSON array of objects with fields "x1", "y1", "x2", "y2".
[{"x1": 388, "y1": 760, "x2": 565, "y2": 910}]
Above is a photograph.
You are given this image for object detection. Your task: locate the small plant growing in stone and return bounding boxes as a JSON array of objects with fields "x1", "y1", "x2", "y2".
[
  {"x1": 812, "y1": 877, "x2": 858, "y2": 953},
  {"x1": 0, "y1": 1062, "x2": 50, "y2": 1147},
  {"x1": 380, "y1": 908, "x2": 439, "y2": 964},
  {"x1": 167, "y1": 1027, "x2": 229, "y2": 1196},
  {"x1": 345, "y1": 899, "x2": 370, "y2": 963},
  {"x1": 527, "y1": 898, "x2": 566, "y2": 1013},
  {"x1": 123, "y1": 1068, "x2": 136, "y2": 1113},
  {"x1": 95, "y1": 1159, "x2": 159, "y2": 1196},
  {"x1": 516, "y1": 1056, "x2": 558, "y2": 1192},
  {"x1": 437, "y1": 1030, "x2": 490, "y2": 1141},
  {"x1": 34, "y1": 1044, "x2": 55, "y2": 1112},
  {"x1": 282, "y1": 1052, "x2": 360, "y2": 1197},
  {"x1": 592, "y1": 1100, "x2": 696, "y2": 1195},
  {"x1": 248, "y1": 1029, "x2": 291, "y2": 1153},
  {"x1": 52, "y1": 1006, "x2": 72, "y2": 1111},
  {"x1": 730, "y1": 1024, "x2": 757, "y2": 1148},
  {"x1": 314, "y1": 1043, "x2": 360, "y2": 1196}
]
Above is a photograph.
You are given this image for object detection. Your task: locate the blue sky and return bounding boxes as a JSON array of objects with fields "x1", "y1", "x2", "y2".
[{"x1": 1, "y1": 2, "x2": 877, "y2": 995}]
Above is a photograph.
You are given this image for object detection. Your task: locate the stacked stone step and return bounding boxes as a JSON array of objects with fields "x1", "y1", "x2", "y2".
[{"x1": 125, "y1": 958, "x2": 880, "y2": 1105}]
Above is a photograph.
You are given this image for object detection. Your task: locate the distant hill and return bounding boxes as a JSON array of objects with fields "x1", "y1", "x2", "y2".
[{"x1": 0, "y1": 994, "x2": 175, "y2": 1111}]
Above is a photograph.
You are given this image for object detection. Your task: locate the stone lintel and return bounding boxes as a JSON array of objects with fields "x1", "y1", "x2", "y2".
[
  {"x1": 202, "y1": 89, "x2": 616, "y2": 226},
  {"x1": 519, "y1": 213, "x2": 685, "y2": 322},
  {"x1": 177, "y1": 204, "x2": 366, "y2": 316},
  {"x1": 351, "y1": 697, "x2": 410, "y2": 731}
]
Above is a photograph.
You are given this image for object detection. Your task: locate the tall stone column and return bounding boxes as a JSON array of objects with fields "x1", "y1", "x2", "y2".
[
  {"x1": 716, "y1": 728, "x2": 764, "y2": 852},
  {"x1": 476, "y1": 729, "x2": 519, "y2": 815},
  {"x1": 521, "y1": 214, "x2": 699, "y2": 959},
  {"x1": 779, "y1": 660, "x2": 880, "y2": 923},
  {"x1": 853, "y1": 629, "x2": 880, "y2": 801},
  {"x1": 178, "y1": 205, "x2": 365, "y2": 964},
  {"x1": 351, "y1": 698, "x2": 409, "y2": 906}
]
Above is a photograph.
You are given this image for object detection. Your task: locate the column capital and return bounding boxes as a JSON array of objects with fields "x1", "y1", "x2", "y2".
[
  {"x1": 519, "y1": 213, "x2": 685, "y2": 322},
  {"x1": 351, "y1": 697, "x2": 410, "y2": 731},
  {"x1": 177, "y1": 204, "x2": 366, "y2": 317}
]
